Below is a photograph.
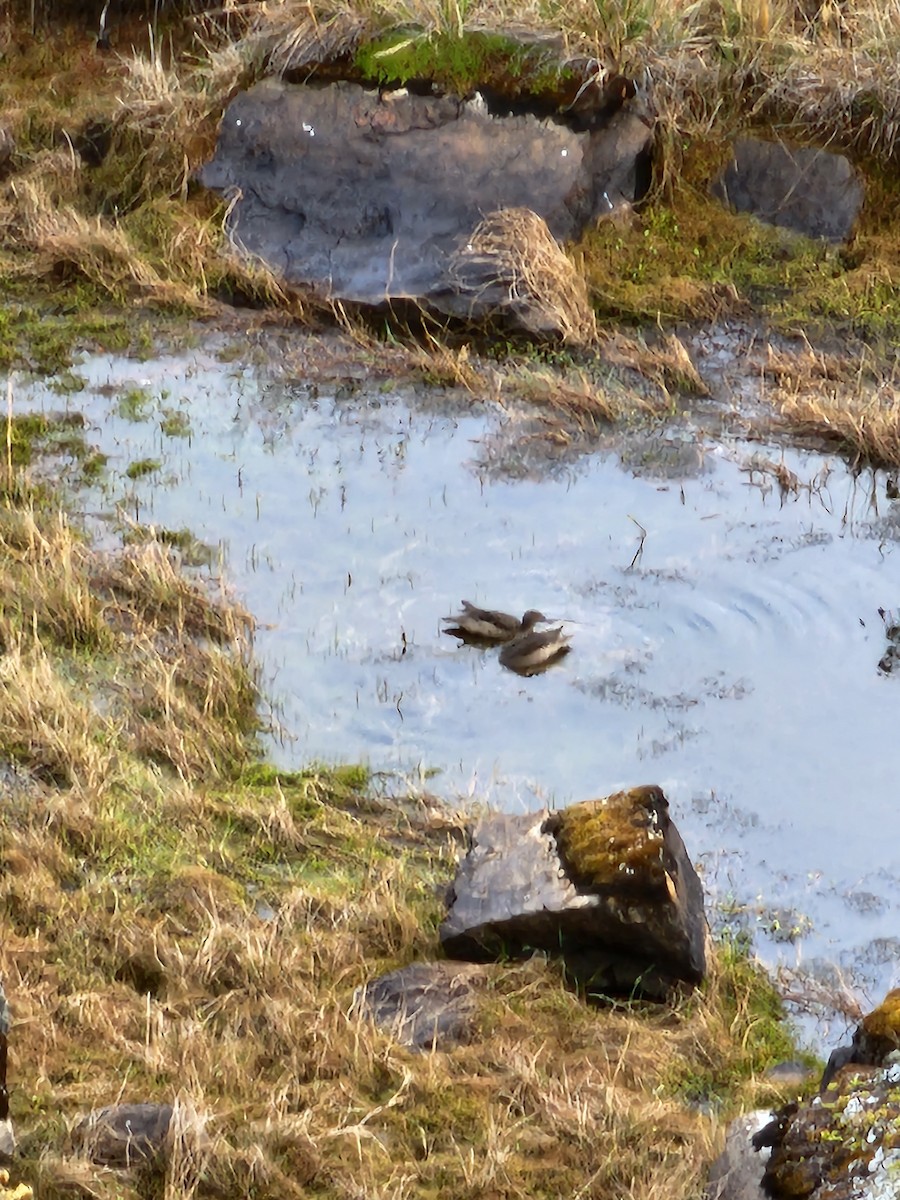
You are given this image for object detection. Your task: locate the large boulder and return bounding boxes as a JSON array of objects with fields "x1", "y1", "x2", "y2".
[
  {"x1": 439, "y1": 785, "x2": 708, "y2": 998},
  {"x1": 197, "y1": 78, "x2": 652, "y2": 333},
  {"x1": 710, "y1": 137, "x2": 864, "y2": 243}
]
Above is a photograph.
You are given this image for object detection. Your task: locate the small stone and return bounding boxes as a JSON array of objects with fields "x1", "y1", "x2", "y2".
[
  {"x1": 73, "y1": 1103, "x2": 173, "y2": 1167},
  {"x1": 354, "y1": 961, "x2": 486, "y2": 1051}
]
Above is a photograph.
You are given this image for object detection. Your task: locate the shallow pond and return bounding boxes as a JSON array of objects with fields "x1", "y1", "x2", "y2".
[{"x1": 15, "y1": 338, "x2": 900, "y2": 1046}]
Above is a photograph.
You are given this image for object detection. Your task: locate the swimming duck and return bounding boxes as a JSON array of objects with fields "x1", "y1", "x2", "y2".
[
  {"x1": 442, "y1": 602, "x2": 547, "y2": 643},
  {"x1": 498, "y1": 625, "x2": 572, "y2": 676}
]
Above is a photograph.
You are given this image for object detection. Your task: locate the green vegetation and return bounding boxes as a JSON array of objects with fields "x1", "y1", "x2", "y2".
[
  {"x1": 116, "y1": 388, "x2": 155, "y2": 421},
  {"x1": 159, "y1": 407, "x2": 192, "y2": 437},
  {"x1": 354, "y1": 28, "x2": 575, "y2": 96},
  {"x1": 576, "y1": 184, "x2": 900, "y2": 341},
  {"x1": 662, "y1": 933, "x2": 818, "y2": 1107},
  {"x1": 0, "y1": 301, "x2": 139, "y2": 375},
  {"x1": 551, "y1": 787, "x2": 671, "y2": 890},
  {"x1": 150, "y1": 526, "x2": 216, "y2": 566},
  {"x1": 125, "y1": 457, "x2": 162, "y2": 479},
  {"x1": 0, "y1": 411, "x2": 101, "y2": 491}
]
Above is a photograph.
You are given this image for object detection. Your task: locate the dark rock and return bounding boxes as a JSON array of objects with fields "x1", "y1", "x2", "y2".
[
  {"x1": 715, "y1": 992, "x2": 900, "y2": 1199},
  {"x1": 706, "y1": 1111, "x2": 773, "y2": 1200},
  {"x1": 197, "y1": 79, "x2": 653, "y2": 327},
  {"x1": 74, "y1": 1103, "x2": 173, "y2": 1167},
  {"x1": 74, "y1": 120, "x2": 113, "y2": 168},
  {"x1": 751, "y1": 1104, "x2": 798, "y2": 1151},
  {"x1": 439, "y1": 785, "x2": 708, "y2": 998},
  {"x1": 711, "y1": 137, "x2": 864, "y2": 243},
  {"x1": 0, "y1": 126, "x2": 15, "y2": 182},
  {"x1": 354, "y1": 961, "x2": 486, "y2": 1050},
  {"x1": 708, "y1": 993, "x2": 900, "y2": 1200}
]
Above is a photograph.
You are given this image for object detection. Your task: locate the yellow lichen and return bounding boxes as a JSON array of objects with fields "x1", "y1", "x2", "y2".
[
  {"x1": 548, "y1": 786, "x2": 670, "y2": 893},
  {"x1": 0, "y1": 1171, "x2": 32, "y2": 1200},
  {"x1": 862, "y1": 989, "x2": 900, "y2": 1043}
]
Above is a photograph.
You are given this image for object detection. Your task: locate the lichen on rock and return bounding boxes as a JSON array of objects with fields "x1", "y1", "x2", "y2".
[
  {"x1": 763, "y1": 1056, "x2": 900, "y2": 1198},
  {"x1": 546, "y1": 785, "x2": 673, "y2": 897}
]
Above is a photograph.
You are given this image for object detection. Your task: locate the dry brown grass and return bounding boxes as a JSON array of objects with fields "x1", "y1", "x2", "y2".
[
  {"x1": 2, "y1": 769, "x2": 801, "y2": 1200},
  {"x1": 331, "y1": 301, "x2": 483, "y2": 389},
  {"x1": 0, "y1": 497, "x2": 258, "y2": 789},
  {"x1": 764, "y1": 343, "x2": 900, "y2": 466},
  {"x1": 0, "y1": 17, "x2": 291, "y2": 312},
  {"x1": 450, "y1": 208, "x2": 599, "y2": 347},
  {"x1": 5, "y1": 167, "x2": 200, "y2": 307},
  {"x1": 224, "y1": 0, "x2": 900, "y2": 170},
  {"x1": 604, "y1": 331, "x2": 711, "y2": 401},
  {"x1": 493, "y1": 361, "x2": 633, "y2": 424}
]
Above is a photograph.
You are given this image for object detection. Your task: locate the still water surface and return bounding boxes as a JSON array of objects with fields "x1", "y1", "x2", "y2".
[{"x1": 18, "y1": 340, "x2": 900, "y2": 1041}]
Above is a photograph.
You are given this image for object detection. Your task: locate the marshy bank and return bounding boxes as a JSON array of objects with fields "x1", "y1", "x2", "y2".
[{"x1": 3, "y1": 0, "x2": 900, "y2": 457}]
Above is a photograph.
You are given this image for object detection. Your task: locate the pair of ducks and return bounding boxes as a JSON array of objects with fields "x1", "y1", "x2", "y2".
[{"x1": 442, "y1": 600, "x2": 571, "y2": 676}]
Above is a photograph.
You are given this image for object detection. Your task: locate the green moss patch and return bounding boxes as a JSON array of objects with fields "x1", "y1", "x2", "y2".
[
  {"x1": 550, "y1": 786, "x2": 670, "y2": 893},
  {"x1": 354, "y1": 29, "x2": 575, "y2": 98}
]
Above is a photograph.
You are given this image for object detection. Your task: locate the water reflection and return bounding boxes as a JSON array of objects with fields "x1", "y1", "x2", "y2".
[{"x1": 12, "y1": 341, "x2": 900, "y2": 1039}]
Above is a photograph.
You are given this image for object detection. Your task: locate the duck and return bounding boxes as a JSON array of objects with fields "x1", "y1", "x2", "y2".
[
  {"x1": 498, "y1": 625, "x2": 572, "y2": 676},
  {"x1": 442, "y1": 602, "x2": 548, "y2": 643}
]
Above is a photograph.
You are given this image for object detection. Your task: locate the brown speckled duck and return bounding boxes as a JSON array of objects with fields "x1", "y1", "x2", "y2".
[
  {"x1": 442, "y1": 602, "x2": 547, "y2": 643},
  {"x1": 498, "y1": 625, "x2": 572, "y2": 676}
]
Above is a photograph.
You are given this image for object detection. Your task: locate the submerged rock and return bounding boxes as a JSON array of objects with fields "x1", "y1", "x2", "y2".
[
  {"x1": 710, "y1": 137, "x2": 864, "y2": 242},
  {"x1": 439, "y1": 785, "x2": 708, "y2": 998},
  {"x1": 354, "y1": 960, "x2": 486, "y2": 1050},
  {"x1": 197, "y1": 79, "x2": 652, "y2": 333}
]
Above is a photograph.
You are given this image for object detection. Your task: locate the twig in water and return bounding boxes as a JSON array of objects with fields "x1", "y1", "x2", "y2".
[{"x1": 627, "y1": 515, "x2": 646, "y2": 570}]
